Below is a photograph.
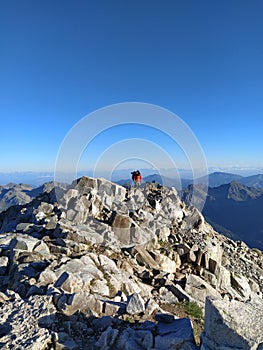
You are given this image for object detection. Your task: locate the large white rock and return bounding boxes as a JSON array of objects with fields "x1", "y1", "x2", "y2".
[
  {"x1": 185, "y1": 274, "x2": 221, "y2": 306},
  {"x1": 231, "y1": 272, "x2": 251, "y2": 300},
  {"x1": 126, "y1": 293, "x2": 145, "y2": 314},
  {"x1": 9, "y1": 235, "x2": 46, "y2": 253},
  {"x1": 215, "y1": 265, "x2": 231, "y2": 290},
  {"x1": 158, "y1": 254, "x2": 178, "y2": 273},
  {"x1": 201, "y1": 295, "x2": 263, "y2": 350},
  {"x1": 56, "y1": 292, "x2": 103, "y2": 317}
]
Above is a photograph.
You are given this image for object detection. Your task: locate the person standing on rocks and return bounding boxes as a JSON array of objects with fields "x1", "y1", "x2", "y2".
[{"x1": 131, "y1": 170, "x2": 142, "y2": 187}]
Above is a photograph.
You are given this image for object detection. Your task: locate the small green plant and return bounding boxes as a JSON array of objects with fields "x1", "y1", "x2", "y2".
[{"x1": 183, "y1": 301, "x2": 203, "y2": 319}]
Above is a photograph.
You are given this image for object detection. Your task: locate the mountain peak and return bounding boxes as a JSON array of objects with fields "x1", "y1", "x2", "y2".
[{"x1": 228, "y1": 180, "x2": 263, "y2": 201}]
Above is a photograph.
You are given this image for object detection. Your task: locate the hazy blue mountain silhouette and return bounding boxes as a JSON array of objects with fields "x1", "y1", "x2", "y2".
[
  {"x1": 194, "y1": 172, "x2": 244, "y2": 187},
  {"x1": 194, "y1": 172, "x2": 263, "y2": 188},
  {"x1": 118, "y1": 171, "x2": 263, "y2": 190},
  {"x1": 240, "y1": 174, "x2": 263, "y2": 188},
  {"x1": 1, "y1": 170, "x2": 263, "y2": 189}
]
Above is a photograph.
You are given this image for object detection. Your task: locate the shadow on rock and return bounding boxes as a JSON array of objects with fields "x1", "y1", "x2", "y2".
[{"x1": 38, "y1": 310, "x2": 197, "y2": 350}]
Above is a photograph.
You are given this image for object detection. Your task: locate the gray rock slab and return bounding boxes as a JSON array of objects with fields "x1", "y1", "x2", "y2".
[
  {"x1": 9, "y1": 235, "x2": 40, "y2": 252},
  {"x1": 201, "y1": 296, "x2": 263, "y2": 350},
  {"x1": 167, "y1": 282, "x2": 194, "y2": 302},
  {"x1": 92, "y1": 316, "x2": 113, "y2": 331},
  {"x1": 56, "y1": 292, "x2": 103, "y2": 317},
  {"x1": 56, "y1": 332, "x2": 79, "y2": 350},
  {"x1": 231, "y1": 272, "x2": 251, "y2": 299},
  {"x1": 134, "y1": 246, "x2": 159, "y2": 269},
  {"x1": 95, "y1": 326, "x2": 119, "y2": 349},
  {"x1": 102, "y1": 300, "x2": 126, "y2": 316},
  {"x1": 155, "y1": 313, "x2": 175, "y2": 323},
  {"x1": 155, "y1": 333, "x2": 198, "y2": 350},
  {"x1": 116, "y1": 328, "x2": 153, "y2": 350},
  {"x1": 185, "y1": 274, "x2": 221, "y2": 305},
  {"x1": 126, "y1": 292, "x2": 145, "y2": 314},
  {"x1": 156, "y1": 318, "x2": 194, "y2": 339}
]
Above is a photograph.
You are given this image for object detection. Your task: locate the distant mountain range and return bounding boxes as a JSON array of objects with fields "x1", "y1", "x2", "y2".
[
  {"x1": 194, "y1": 172, "x2": 263, "y2": 188},
  {"x1": 0, "y1": 182, "x2": 66, "y2": 213},
  {"x1": 1, "y1": 170, "x2": 263, "y2": 189},
  {"x1": 181, "y1": 181, "x2": 263, "y2": 251},
  {"x1": 117, "y1": 171, "x2": 263, "y2": 189},
  {"x1": 0, "y1": 172, "x2": 55, "y2": 187}
]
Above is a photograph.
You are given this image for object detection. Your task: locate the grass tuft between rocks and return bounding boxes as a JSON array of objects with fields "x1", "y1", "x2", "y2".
[{"x1": 183, "y1": 301, "x2": 203, "y2": 319}]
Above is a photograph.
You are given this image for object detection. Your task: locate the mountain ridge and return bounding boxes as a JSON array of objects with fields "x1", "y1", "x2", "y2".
[{"x1": 2, "y1": 170, "x2": 263, "y2": 189}]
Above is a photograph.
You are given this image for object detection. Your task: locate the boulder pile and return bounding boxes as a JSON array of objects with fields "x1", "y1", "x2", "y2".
[{"x1": 0, "y1": 176, "x2": 262, "y2": 349}]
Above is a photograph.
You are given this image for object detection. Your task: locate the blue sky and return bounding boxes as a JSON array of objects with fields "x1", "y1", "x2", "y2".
[{"x1": 1, "y1": 0, "x2": 263, "y2": 176}]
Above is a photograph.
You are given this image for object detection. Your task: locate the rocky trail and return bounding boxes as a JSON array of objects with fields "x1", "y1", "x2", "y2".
[{"x1": 0, "y1": 176, "x2": 263, "y2": 349}]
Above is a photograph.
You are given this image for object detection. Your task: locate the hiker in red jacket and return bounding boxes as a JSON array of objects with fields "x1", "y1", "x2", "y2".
[{"x1": 131, "y1": 170, "x2": 142, "y2": 187}]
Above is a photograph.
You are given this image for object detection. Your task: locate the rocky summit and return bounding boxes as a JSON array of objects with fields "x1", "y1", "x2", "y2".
[{"x1": 0, "y1": 176, "x2": 263, "y2": 349}]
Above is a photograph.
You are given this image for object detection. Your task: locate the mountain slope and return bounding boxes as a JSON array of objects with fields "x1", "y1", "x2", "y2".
[
  {"x1": 0, "y1": 183, "x2": 34, "y2": 212},
  {"x1": 181, "y1": 181, "x2": 263, "y2": 250},
  {"x1": 240, "y1": 174, "x2": 263, "y2": 188}
]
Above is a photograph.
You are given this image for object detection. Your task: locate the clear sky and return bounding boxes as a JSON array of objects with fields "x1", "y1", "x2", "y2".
[{"x1": 1, "y1": 0, "x2": 263, "y2": 176}]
